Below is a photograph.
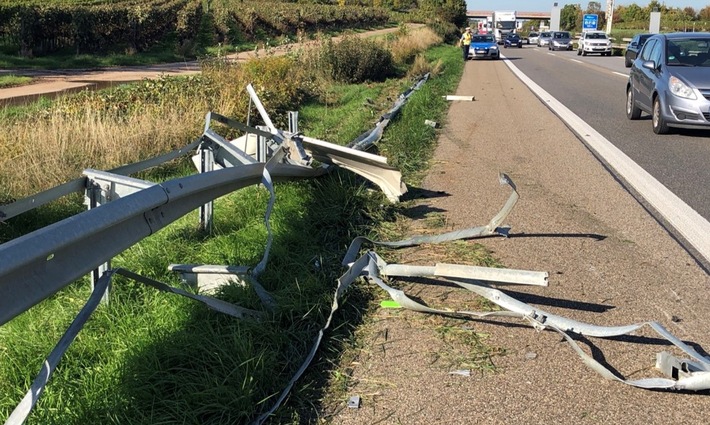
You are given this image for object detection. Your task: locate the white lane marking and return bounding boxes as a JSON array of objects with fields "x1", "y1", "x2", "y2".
[
  {"x1": 570, "y1": 59, "x2": 583, "y2": 63},
  {"x1": 547, "y1": 52, "x2": 556, "y2": 56},
  {"x1": 613, "y1": 71, "x2": 628, "y2": 78},
  {"x1": 502, "y1": 57, "x2": 710, "y2": 265}
]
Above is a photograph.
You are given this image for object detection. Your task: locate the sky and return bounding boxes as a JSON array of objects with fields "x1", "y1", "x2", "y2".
[{"x1": 467, "y1": 1, "x2": 709, "y2": 12}]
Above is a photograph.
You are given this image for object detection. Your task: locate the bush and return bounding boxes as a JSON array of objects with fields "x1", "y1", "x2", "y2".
[
  {"x1": 320, "y1": 36, "x2": 395, "y2": 83},
  {"x1": 427, "y1": 21, "x2": 459, "y2": 44}
]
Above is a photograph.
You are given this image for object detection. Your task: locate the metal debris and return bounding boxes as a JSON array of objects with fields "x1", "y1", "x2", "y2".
[
  {"x1": 424, "y1": 119, "x2": 438, "y2": 128},
  {"x1": 347, "y1": 396, "x2": 361, "y2": 409},
  {"x1": 343, "y1": 173, "x2": 518, "y2": 265},
  {"x1": 443, "y1": 95, "x2": 475, "y2": 101},
  {"x1": 344, "y1": 250, "x2": 710, "y2": 391}
]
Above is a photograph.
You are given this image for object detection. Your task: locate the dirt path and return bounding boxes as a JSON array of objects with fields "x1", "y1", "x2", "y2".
[
  {"x1": 0, "y1": 26, "x2": 417, "y2": 106},
  {"x1": 326, "y1": 58, "x2": 710, "y2": 424}
]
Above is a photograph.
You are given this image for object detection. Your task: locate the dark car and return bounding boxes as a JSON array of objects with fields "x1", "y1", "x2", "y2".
[
  {"x1": 625, "y1": 33, "x2": 653, "y2": 67},
  {"x1": 504, "y1": 33, "x2": 523, "y2": 48},
  {"x1": 626, "y1": 33, "x2": 710, "y2": 134}
]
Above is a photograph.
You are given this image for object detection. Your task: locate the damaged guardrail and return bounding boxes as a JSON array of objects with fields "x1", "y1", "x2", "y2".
[
  {"x1": 347, "y1": 250, "x2": 710, "y2": 391},
  {"x1": 193, "y1": 84, "x2": 409, "y2": 204},
  {"x1": 252, "y1": 172, "x2": 710, "y2": 423},
  {"x1": 1, "y1": 79, "x2": 428, "y2": 423}
]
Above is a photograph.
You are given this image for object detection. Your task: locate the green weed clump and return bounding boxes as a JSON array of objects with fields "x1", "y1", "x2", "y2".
[{"x1": 320, "y1": 36, "x2": 396, "y2": 83}]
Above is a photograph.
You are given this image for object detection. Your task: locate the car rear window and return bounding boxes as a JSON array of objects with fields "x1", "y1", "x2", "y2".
[
  {"x1": 473, "y1": 35, "x2": 494, "y2": 42},
  {"x1": 587, "y1": 32, "x2": 607, "y2": 39}
]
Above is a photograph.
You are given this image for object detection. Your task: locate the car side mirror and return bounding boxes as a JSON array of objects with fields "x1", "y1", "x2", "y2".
[
  {"x1": 630, "y1": 42, "x2": 637, "y2": 47},
  {"x1": 642, "y1": 60, "x2": 657, "y2": 70}
]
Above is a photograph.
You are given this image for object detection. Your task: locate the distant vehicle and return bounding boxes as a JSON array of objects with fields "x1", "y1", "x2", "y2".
[
  {"x1": 549, "y1": 31, "x2": 573, "y2": 51},
  {"x1": 625, "y1": 33, "x2": 653, "y2": 67},
  {"x1": 527, "y1": 32, "x2": 539, "y2": 45},
  {"x1": 626, "y1": 33, "x2": 710, "y2": 134},
  {"x1": 504, "y1": 33, "x2": 523, "y2": 48},
  {"x1": 577, "y1": 31, "x2": 612, "y2": 56},
  {"x1": 469, "y1": 34, "x2": 500, "y2": 60},
  {"x1": 492, "y1": 10, "x2": 516, "y2": 44},
  {"x1": 537, "y1": 32, "x2": 552, "y2": 47}
]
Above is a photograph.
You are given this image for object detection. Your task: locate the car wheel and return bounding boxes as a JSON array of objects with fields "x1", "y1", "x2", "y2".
[
  {"x1": 626, "y1": 86, "x2": 641, "y2": 120},
  {"x1": 624, "y1": 56, "x2": 632, "y2": 67},
  {"x1": 582, "y1": 50, "x2": 587, "y2": 56},
  {"x1": 652, "y1": 96, "x2": 670, "y2": 134},
  {"x1": 577, "y1": 49, "x2": 582, "y2": 56}
]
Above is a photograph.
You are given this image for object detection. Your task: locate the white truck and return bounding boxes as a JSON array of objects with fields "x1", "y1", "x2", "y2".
[{"x1": 492, "y1": 10, "x2": 516, "y2": 44}]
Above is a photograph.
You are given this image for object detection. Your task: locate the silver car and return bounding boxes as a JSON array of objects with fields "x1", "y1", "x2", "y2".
[
  {"x1": 549, "y1": 31, "x2": 573, "y2": 51},
  {"x1": 626, "y1": 33, "x2": 710, "y2": 134},
  {"x1": 527, "y1": 32, "x2": 539, "y2": 45},
  {"x1": 537, "y1": 31, "x2": 552, "y2": 47}
]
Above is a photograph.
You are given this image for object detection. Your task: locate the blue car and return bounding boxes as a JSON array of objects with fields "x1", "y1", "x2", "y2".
[{"x1": 469, "y1": 34, "x2": 500, "y2": 60}]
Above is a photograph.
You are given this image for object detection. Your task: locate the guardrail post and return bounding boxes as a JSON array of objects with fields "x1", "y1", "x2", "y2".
[
  {"x1": 199, "y1": 147, "x2": 214, "y2": 231},
  {"x1": 288, "y1": 111, "x2": 299, "y2": 134},
  {"x1": 86, "y1": 182, "x2": 111, "y2": 303}
]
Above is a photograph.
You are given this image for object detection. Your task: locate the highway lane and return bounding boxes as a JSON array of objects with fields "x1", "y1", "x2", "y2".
[{"x1": 499, "y1": 45, "x2": 710, "y2": 222}]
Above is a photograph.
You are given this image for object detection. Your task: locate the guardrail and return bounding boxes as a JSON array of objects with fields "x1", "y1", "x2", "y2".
[{"x1": 0, "y1": 77, "x2": 428, "y2": 424}]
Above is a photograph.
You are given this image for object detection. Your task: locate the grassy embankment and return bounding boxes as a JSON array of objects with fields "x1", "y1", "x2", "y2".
[{"x1": 0, "y1": 26, "x2": 500, "y2": 424}]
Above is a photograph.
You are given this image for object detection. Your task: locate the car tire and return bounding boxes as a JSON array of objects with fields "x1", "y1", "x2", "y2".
[
  {"x1": 577, "y1": 49, "x2": 582, "y2": 56},
  {"x1": 582, "y1": 50, "x2": 587, "y2": 56},
  {"x1": 626, "y1": 86, "x2": 641, "y2": 120},
  {"x1": 624, "y1": 56, "x2": 632, "y2": 67},
  {"x1": 652, "y1": 96, "x2": 670, "y2": 134}
]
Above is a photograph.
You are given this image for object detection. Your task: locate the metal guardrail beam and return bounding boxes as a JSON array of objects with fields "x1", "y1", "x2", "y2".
[
  {"x1": 0, "y1": 163, "x2": 265, "y2": 326},
  {"x1": 302, "y1": 136, "x2": 407, "y2": 202},
  {"x1": 0, "y1": 178, "x2": 87, "y2": 222}
]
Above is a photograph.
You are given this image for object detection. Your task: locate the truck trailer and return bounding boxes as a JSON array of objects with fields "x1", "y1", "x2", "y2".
[{"x1": 492, "y1": 10, "x2": 517, "y2": 44}]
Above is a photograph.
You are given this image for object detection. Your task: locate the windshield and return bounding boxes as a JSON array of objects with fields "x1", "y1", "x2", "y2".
[
  {"x1": 473, "y1": 35, "x2": 495, "y2": 43},
  {"x1": 541, "y1": 32, "x2": 551, "y2": 38},
  {"x1": 587, "y1": 32, "x2": 607, "y2": 39},
  {"x1": 554, "y1": 32, "x2": 570, "y2": 39},
  {"x1": 496, "y1": 21, "x2": 516, "y2": 30},
  {"x1": 667, "y1": 38, "x2": 710, "y2": 67}
]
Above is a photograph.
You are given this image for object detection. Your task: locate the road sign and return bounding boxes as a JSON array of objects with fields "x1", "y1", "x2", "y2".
[{"x1": 583, "y1": 14, "x2": 598, "y2": 32}]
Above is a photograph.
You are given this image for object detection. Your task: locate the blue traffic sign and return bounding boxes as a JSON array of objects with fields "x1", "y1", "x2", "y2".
[{"x1": 583, "y1": 14, "x2": 598, "y2": 31}]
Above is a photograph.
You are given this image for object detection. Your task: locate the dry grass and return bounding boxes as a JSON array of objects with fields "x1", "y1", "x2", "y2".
[
  {"x1": 388, "y1": 26, "x2": 443, "y2": 65},
  {"x1": 0, "y1": 28, "x2": 444, "y2": 201},
  {"x1": 0, "y1": 105, "x2": 204, "y2": 200}
]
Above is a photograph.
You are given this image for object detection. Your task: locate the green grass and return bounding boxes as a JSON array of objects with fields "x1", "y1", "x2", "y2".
[
  {"x1": 0, "y1": 42, "x2": 194, "y2": 70},
  {"x1": 0, "y1": 75, "x2": 33, "y2": 88},
  {"x1": 0, "y1": 44, "x2": 491, "y2": 424}
]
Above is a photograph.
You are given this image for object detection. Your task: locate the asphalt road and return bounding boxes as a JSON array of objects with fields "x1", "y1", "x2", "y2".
[{"x1": 500, "y1": 45, "x2": 710, "y2": 223}]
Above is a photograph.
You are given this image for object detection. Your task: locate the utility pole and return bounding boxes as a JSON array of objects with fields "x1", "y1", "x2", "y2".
[{"x1": 605, "y1": 0, "x2": 614, "y2": 34}]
